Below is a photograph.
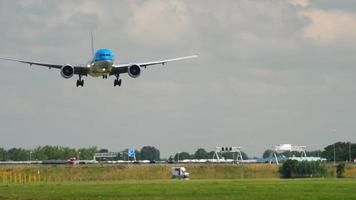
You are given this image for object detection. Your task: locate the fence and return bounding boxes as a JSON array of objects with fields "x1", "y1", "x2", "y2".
[{"x1": 0, "y1": 171, "x2": 47, "y2": 184}]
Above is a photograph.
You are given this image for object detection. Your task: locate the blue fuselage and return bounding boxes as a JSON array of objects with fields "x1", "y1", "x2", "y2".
[{"x1": 89, "y1": 49, "x2": 115, "y2": 77}]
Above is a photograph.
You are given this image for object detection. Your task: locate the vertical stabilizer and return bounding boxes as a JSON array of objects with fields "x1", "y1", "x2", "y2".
[{"x1": 91, "y1": 32, "x2": 95, "y2": 57}]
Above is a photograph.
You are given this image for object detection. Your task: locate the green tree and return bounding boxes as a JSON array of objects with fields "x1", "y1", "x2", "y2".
[
  {"x1": 167, "y1": 156, "x2": 174, "y2": 162},
  {"x1": 7, "y1": 148, "x2": 29, "y2": 161},
  {"x1": 98, "y1": 149, "x2": 109, "y2": 153},
  {"x1": 31, "y1": 146, "x2": 77, "y2": 160},
  {"x1": 262, "y1": 149, "x2": 274, "y2": 159},
  {"x1": 174, "y1": 152, "x2": 191, "y2": 161},
  {"x1": 279, "y1": 160, "x2": 327, "y2": 178},
  {"x1": 306, "y1": 150, "x2": 322, "y2": 157},
  {"x1": 62, "y1": 147, "x2": 77, "y2": 159},
  {"x1": 322, "y1": 142, "x2": 355, "y2": 162},
  {"x1": 207, "y1": 151, "x2": 215, "y2": 159},
  {"x1": 78, "y1": 147, "x2": 97, "y2": 160},
  {"x1": 32, "y1": 146, "x2": 48, "y2": 160},
  {"x1": 336, "y1": 163, "x2": 345, "y2": 178},
  {"x1": 0, "y1": 148, "x2": 8, "y2": 161},
  {"x1": 279, "y1": 160, "x2": 298, "y2": 178},
  {"x1": 140, "y1": 146, "x2": 160, "y2": 161},
  {"x1": 241, "y1": 152, "x2": 249, "y2": 160},
  {"x1": 194, "y1": 148, "x2": 209, "y2": 159}
]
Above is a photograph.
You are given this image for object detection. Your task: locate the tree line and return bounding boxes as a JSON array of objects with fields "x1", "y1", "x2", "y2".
[
  {"x1": 0, "y1": 146, "x2": 161, "y2": 161},
  {"x1": 0, "y1": 141, "x2": 354, "y2": 162}
]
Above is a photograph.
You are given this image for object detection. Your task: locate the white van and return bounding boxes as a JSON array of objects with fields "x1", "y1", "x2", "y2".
[{"x1": 171, "y1": 167, "x2": 189, "y2": 179}]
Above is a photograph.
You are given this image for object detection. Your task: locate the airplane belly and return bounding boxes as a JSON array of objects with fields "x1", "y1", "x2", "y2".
[{"x1": 89, "y1": 60, "x2": 113, "y2": 77}]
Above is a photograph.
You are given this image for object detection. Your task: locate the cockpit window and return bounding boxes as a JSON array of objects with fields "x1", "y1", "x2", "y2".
[
  {"x1": 95, "y1": 50, "x2": 114, "y2": 61},
  {"x1": 100, "y1": 54, "x2": 111, "y2": 56}
]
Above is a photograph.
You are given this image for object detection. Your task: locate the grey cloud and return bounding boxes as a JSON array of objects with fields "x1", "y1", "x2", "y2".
[{"x1": 310, "y1": 0, "x2": 356, "y2": 12}]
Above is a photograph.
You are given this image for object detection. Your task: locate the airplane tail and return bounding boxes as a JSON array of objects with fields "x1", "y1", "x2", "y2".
[{"x1": 91, "y1": 32, "x2": 95, "y2": 57}]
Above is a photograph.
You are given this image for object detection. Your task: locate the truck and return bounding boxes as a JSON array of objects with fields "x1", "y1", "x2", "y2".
[{"x1": 171, "y1": 167, "x2": 189, "y2": 179}]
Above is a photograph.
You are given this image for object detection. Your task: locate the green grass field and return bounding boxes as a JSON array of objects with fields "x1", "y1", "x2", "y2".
[{"x1": 1, "y1": 179, "x2": 356, "y2": 200}]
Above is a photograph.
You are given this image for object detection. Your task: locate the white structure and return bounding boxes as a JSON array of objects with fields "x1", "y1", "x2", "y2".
[
  {"x1": 213, "y1": 146, "x2": 243, "y2": 162},
  {"x1": 289, "y1": 156, "x2": 327, "y2": 162},
  {"x1": 171, "y1": 167, "x2": 189, "y2": 179},
  {"x1": 269, "y1": 144, "x2": 326, "y2": 164},
  {"x1": 270, "y1": 144, "x2": 306, "y2": 164},
  {"x1": 93, "y1": 152, "x2": 118, "y2": 161}
]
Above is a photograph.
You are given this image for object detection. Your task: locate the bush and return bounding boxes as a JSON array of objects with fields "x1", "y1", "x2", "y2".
[
  {"x1": 279, "y1": 160, "x2": 327, "y2": 178},
  {"x1": 336, "y1": 163, "x2": 345, "y2": 178},
  {"x1": 279, "y1": 160, "x2": 298, "y2": 178}
]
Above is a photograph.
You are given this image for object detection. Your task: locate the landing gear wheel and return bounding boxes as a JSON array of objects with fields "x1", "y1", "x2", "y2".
[
  {"x1": 114, "y1": 79, "x2": 122, "y2": 87},
  {"x1": 76, "y1": 79, "x2": 84, "y2": 87},
  {"x1": 114, "y1": 75, "x2": 121, "y2": 87}
]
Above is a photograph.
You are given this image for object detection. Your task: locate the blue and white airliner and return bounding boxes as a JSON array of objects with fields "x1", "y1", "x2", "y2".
[{"x1": 0, "y1": 40, "x2": 198, "y2": 87}]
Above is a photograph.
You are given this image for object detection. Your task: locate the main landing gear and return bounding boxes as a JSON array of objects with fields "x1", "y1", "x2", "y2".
[
  {"x1": 102, "y1": 75, "x2": 108, "y2": 79},
  {"x1": 114, "y1": 75, "x2": 122, "y2": 87},
  {"x1": 76, "y1": 76, "x2": 84, "y2": 87}
]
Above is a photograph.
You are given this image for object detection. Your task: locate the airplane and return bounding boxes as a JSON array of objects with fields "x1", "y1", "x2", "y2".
[{"x1": 0, "y1": 37, "x2": 198, "y2": 87}]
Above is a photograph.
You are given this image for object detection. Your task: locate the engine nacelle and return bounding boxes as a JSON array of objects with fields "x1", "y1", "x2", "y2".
[
  {"x1": 60, "y1": 65, "x2": 74, "y2": 79},
  {"x1": 128, "y1": 64, "x2": 141, "y2": 78}
]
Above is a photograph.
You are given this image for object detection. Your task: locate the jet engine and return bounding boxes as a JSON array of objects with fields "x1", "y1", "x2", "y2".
[
  {"x1": 60, "y1": 65, "x2": 74, "y2": 79},
  {"x1": 128, "y1": 64, "x2": 141, "y2": 78}
]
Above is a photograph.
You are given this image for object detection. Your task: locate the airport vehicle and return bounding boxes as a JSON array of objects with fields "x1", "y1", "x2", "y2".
[
  {"x1": 171, "y1": 167, "x2": 189, "y2": 179},
  {"x1": 0, "y1": 37, "x2": 198, "y2": 87}
]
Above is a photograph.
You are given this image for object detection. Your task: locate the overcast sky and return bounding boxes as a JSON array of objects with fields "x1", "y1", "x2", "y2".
[{"x1": 1, "y1": 0, "x2": 356, "y2": 157}]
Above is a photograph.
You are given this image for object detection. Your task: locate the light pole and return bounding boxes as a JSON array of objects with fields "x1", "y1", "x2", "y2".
[
  {"x1": 78, "y1": 151, "x2": 81, "y2": 161},
  {"x1": 333, "y1": 142, "x2": 336, "y2": 165},
  {"x1": 333, "y1": 129, "x2": 336, "y2": 165},
  {"x1": 29, "y1": 151, "x2": 32, "y2": 163},
  {"x1": 349, "y1": 142, "x2": 352, "y2": 162}
]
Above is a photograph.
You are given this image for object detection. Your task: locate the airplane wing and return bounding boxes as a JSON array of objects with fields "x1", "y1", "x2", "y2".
[
  {"x1": 0, "y1": 56, "x2": 89, "y2": 75},
  {"x1": 111, "y1": 55, "x2": 198, "y2": 75}
]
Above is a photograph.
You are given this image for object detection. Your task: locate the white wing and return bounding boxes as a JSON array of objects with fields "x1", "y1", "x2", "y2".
[
  {"x1": 115, "y1": 55, "x2": 198, "y2": 68},
  {"x1": 0, "y1": 56, "x2": 88, "y2": 75},
  {"x1": 111, "y1": 54, "x2": 198, "y2": 75},
  {"x1": 0, "y1": 56, "x2": 64, "y2": 68}
]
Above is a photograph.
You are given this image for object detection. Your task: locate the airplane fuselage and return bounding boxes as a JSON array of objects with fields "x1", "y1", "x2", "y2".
[
  {"x1": 88, "y1": 48, "x2": 115, "y2": 77},
  {"x1": 89, "y1": 60, "x2": 113, "y2": 77}
]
